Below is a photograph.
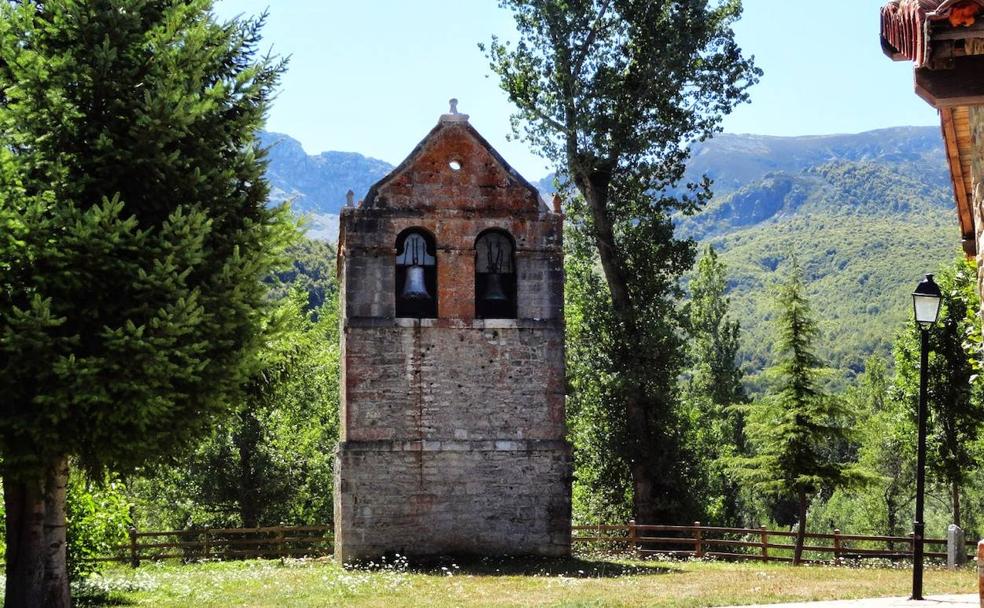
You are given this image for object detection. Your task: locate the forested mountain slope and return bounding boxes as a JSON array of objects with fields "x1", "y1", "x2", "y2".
[
  {"x1": 679, "y1": 127, "x2": 957, "y2": 383},
  {"x1": 262, "y1": 126, "x2": 960, "y2": 381}
]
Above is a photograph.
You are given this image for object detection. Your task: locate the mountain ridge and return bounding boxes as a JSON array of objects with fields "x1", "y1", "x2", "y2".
[
  {"x1": 260, "y1": 125, "x2": 948, "y2": 219},
  {"x1": 261, "y1": 125, "x2": 960, "y2": 380}
]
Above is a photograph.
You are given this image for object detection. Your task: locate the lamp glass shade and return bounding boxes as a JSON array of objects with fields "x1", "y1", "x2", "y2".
[{"x1": 912, "y1": 274, "x2": 943, "y2": 328}]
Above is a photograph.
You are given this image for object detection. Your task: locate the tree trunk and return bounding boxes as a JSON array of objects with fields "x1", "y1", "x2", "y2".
[
  {"x1": 43, "y1": 457, "x2": 71, "y2": 608},
  {"x1": 237, "y1": 408, "x2": 262, "y2": 528},
  {"x1": 952, "y1": 480, "x2": 961, "y2": 528},
  {"x1": 793, "y1": 491, "x2": 808, "y2": 566},
  {"x1": 886, "y1": 492, "x2": 898, "y2": 551},
  {"x1": 574, "y1": 170, "x2": 666, "y2": 523},
  {"x1": 4, "y1": 458, "x2": 73, "y2": 608},
  {"x1": 4, "y1": 473, "x2": 47, "y2": 608},
  {"x1": 630, "y1": 459, "x2": 656, "y2": 524},
  {"x1": 576, "y1": 171, "x2": 634, "y2": 323}
]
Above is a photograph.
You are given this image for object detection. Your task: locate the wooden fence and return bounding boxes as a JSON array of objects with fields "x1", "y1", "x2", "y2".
[
  {"x1": 88, "y1": 521, "x2": 975, "y2": 567},
  {"x1": 572, "y1": 521, "x2": 978, "y2": 564},
  {"x1": 89, "y1": 525, "x2": 333, "y2": 566}
]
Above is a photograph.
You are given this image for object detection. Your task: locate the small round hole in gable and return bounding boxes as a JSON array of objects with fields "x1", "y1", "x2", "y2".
[{"x1": 449, "y1": 160, "x2": 462, "y2": 171}]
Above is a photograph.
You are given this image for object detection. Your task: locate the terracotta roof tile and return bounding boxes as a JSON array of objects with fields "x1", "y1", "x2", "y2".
[{"x1": 881, "y1": 0, "x2": 984, "y2": 66}]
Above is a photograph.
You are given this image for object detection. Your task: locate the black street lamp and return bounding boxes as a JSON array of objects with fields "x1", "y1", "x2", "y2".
[{"x1": 911, "y1": 273, "x2": 942, "y2": 601}]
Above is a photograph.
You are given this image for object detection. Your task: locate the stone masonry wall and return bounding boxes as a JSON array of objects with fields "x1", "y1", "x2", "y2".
[
  {"x1": 335, "y1": 444, "x2": 571, "y2": 558},
  {"x1": 334, "y1": 112, "x2": 571, "y2": 562},
  {"x1": 343, "y1": 323, "x2": 565, "y2": 442}
]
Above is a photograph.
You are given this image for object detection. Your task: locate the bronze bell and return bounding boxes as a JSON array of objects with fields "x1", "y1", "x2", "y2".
[
  {"x1": 400, "y1": 265, "x2": 431, "y2": 301},
  {"x1": 481, "y1": 273, "x2": 509, "y2": 302}
]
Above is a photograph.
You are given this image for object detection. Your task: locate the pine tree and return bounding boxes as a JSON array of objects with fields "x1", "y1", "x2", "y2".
[
  {"x1": 0, "y1": 2, "x2": 291, "y2": 605},
  {"x1": 727, "y1": 261, "x2": 866, "y2": 564}
]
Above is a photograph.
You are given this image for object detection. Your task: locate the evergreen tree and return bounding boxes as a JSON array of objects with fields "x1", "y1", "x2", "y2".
[
  {"x1": 129, "y1": 288, "x2": 340, "y2": 530},
  {"x1": 727, "y1": 261, "x2": 865, "y2": 564},
  {"x1": 485, "y1": 0, "x2": 760, "y2": 523},
  {"x1": 0, "y1": 2, "x2": 290, "y2": 605},
  {"x1": 683, "y1": 245, "x2": 748, "y2": 524}
]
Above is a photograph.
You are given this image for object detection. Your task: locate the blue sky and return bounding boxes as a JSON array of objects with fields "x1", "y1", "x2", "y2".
[{"x1": 214, "y1": 0, "x2": 939, "y2": 180}]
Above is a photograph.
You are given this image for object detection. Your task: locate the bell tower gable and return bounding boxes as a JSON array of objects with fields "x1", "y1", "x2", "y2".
[
  {"x1": 334, "y1": 105, "x2": 571, "y2": 562},
  {"x1": 363, "y1": 107, "x2": 547, "y2": 215}
]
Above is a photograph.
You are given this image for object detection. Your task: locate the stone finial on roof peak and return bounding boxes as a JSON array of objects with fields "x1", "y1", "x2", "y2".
[{"x1": 440, "y1": 97, "x2": 470, "y2": 123}]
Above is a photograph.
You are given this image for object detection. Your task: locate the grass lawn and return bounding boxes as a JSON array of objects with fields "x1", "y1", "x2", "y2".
[{"x1": 64, "y1": 555, "x2": 977, "y2": 608}]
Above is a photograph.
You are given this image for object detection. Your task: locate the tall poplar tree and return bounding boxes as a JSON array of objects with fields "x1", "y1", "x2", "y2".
[
  {"x1": 485, "y1": 0, "x2": 760, "y2": 523},
  {"x1": 727, "y1": 261, "x2": 864, "y2": 564},
  {"x1": 687, "y1": 245, "x2": 746, "y2": 419},
  {"x1": 684, "y1": 245, "x2": 747, "y2": 524},
  {"x1": 0, "y1": 2, "x2": 290, "y2": 606}
]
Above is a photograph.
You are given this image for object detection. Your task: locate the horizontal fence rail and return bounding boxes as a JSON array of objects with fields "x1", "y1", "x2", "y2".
[
  {"x1": 87, "y1": 522, "x2": 976, "y2": 567},
  {"x1": 90, "y1": 525, "x2": 333, "y2": 566},
  {"x1": 571, "y1": 521, "x2": 978, "y2": 564}
]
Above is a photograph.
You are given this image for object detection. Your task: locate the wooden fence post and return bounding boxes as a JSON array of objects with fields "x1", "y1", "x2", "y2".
[
  {"x1": 203, "y1": 528, "x2": 210, "y2": 561},
  {"x1": 277, "y1": 526, "x2": 285, "y2": 557},
  {"x1": 760, "y1": 526, "x2": 769, "y2": 562},
  {"x1": 833, "y1": 529, "x2": 842, "y2": 563},
  {"x1": 694, "y1": 521, "x2": 703, "y2": 558},
  {"x1": 628, "y1": 520, "x2": 638, "y2": 558},
  {"x1": 128, "y1": 526, "x2": 140, "y2": 568}
]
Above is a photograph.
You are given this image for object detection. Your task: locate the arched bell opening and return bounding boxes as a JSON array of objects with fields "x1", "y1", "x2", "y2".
[
  {"x1": 395, "y1": 228, "x2": 438, "y2": 318},
  {"x1": 475, "y1": 229, "x2": 517, "y2": 319}
]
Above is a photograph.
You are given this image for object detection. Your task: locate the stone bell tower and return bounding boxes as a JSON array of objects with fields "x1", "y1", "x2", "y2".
[{"x1": 333, "y1": 101, "x2": 571, "y2": 561}]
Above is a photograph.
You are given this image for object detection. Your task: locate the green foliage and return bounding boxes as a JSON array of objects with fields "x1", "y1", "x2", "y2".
[
  {"x1": 681, "y1": 245, "x2": 748, "y2": 525},
  {"x1": 685, "y1": 245, "x2": 747, "y2": 408},
  {"x1": 483, "y1": 0, "x2": 760, "y2": 173},
  {"x1": 488, "y1": 0, "x2": 759, "y2": 523},
  {"x1": 0, "y1": 0, "x2": 293, "y2": 478},
  {"x1": 809, "y1": 355, "x2": 915, "y2": 537},
  {"x1": 893, "y1": 256, "x2": 984, "y2": 525},
  {"x1": 129, "y1": 288, "x2": 340, "y2": 530},
  {"x1": 563, "y1": 189, "x2": 706, "y2": 522},
  {"x1": 792, "y1": 259, "x2": 984, "y2": 542},
  {"x1": 267, "y1": 239, "x2": 338, "y2": 312},
  {"x1": 66, "y1": 471, "x2": 131, "y2": 581},
  {"x1": 565, "y1": 214, "x2": 633, "y2": 524},
  {"x1": 726, "y1": 261, "x2": 868, "y2": 537}
]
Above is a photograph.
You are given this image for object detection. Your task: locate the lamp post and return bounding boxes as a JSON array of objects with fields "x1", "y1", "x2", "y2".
[{"x1": 911, "y1": 273, "x2": 942, "y2": 601}]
